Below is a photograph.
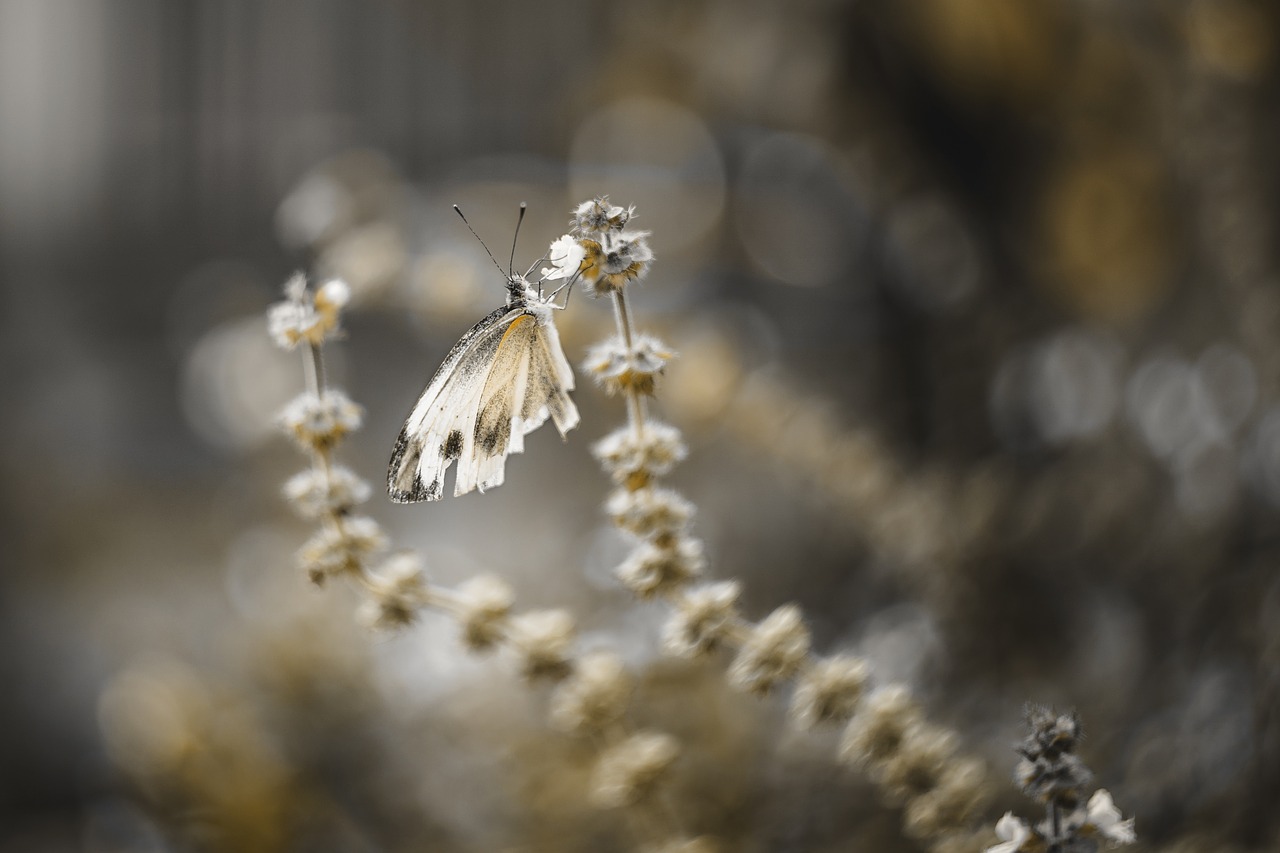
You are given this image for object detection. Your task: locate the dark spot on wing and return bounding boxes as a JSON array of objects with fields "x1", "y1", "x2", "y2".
[
  {"x1": 441, "y1": 429, "x2": 463, "y2": 460},
  {"x1": 477, "y1": 424, "x2": 504, "y2": 454}
]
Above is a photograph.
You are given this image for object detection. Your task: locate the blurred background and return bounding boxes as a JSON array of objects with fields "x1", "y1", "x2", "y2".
[{"x1": 2, "y1": 0, "x2": 1280, "y2": 850}]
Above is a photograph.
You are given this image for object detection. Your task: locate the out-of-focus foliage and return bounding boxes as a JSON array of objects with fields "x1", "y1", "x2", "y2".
[{"x1": 2, "y1": 0, "x2": 1279, "y2": 850}]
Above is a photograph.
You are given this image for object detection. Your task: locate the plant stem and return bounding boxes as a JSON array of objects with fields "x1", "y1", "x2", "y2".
[{"x1": 611, "y1": 290, "x2": 647, "y2": 439}]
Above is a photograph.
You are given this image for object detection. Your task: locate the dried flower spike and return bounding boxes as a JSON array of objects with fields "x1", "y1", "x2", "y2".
[
  {"x1": 572, "y1": 196, "x2": 634, "y2": 234},
  {"x1": 985, "y1": 706, "x2": 1135, "y2": 853}
]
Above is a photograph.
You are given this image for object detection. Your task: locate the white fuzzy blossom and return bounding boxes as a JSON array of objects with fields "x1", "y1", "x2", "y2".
[
  {"x1": 548, "y1": 651, "x2": 632, "y2": 734},
  {"x1": 986, "y1": 813, "x2": 1033, "y2": 853},
  {"x1": 297, "y1": 516, "x2": 387, "y2": 585},
  {"x1": 268, "y1": 274, "x2": 350, "y2": 350},
  {"x1": 593, "y1": 422, "x2": 688, "y2": 486},
  {"x1": 278, "y1": 390, "x2": 363, "y2": 449},
  {"x1": 358, "y1": 553, "x2": 430, "y2": 630},
  {"x1": 727, "y1": 604, "x2": 811, "y2": 695},
  {"x1": 589, "y1": 730, "x2": 680, "y2": 809},
  {"x1": 579, "y1": 230, "x2": 653, "y2": 296},
  {"x1": 606, "y1": 487, "x2": 695, "y2": 539},
  {"x1": 282, "y1": 465, "x2": 371, "y2": 518},
  {"x1": 662, "y1": 581, "x2": 742, "y2": 658},
  {"x1": 454, "y1": 575, "x2": 515, "y2": 652},
  {"x1": 583, "y1": 333, "x2": 674, "y2": 396},
  {"x1": 878, "y1": 724, "x2": 960, "y2": 804},
  {"x1": 840, "y1": 684, "x2": 924, "y2": 770},
  {"x1": 1083, "y1": 789, "x2": 1136, "y2": 845},
  {"x1": 616, "y1": 536, "x2": 706, "y2": 598},
  {"x1": 509, "y1": 609, "x2": 576, "y2": 681},
  {"x1": 790, "y1": 655, "x2": 870, "y2": 729}
]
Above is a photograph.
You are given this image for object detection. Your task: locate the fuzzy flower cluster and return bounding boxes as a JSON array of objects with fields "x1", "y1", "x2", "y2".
[
  {"x1": 268, "y1": 272, "x2": 350, "y2": 350},
  {"x1": 589, "y1": 730, "x2": 681, "y2": 809},
  {"x1": 268, "y1": 273, "x2": 391, "y2": 589},
  {"x1": 584, "y1": 334, "x2": 675, "y2": 397},
  {"x1": 572, "y1": 199, "x2": 703, "y2": 607},
  {"x1": 986, "y1": 707, "x2": 1135, "y2": 853},
  {"x1": 278, "y1": 390, "x2": 364, "y2": 450},
  {"x1": 569, "y1": 197, "x2": 654, "y2": 298},
  {"x1": 579, "y1": 200, "x2": 995, "y2": 849}
]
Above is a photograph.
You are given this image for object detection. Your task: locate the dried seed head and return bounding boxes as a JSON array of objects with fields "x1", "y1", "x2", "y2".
[
  {"x1": 579, "y1": 231, "x2": 653, "y2": 296},
  {"x1": 268, "y1": 273, "x2": 349, "y2": 350},
  {"x1": 278, "y1": 390, "x2": 364, "y2": 450},
  {"x1": 358, "y1": 553, "x2": 430, "y2": 630},
  {"x1": 509, "y1": 609, "x2": 576, "y2": 682},
  {"x1": 572, "y1": 196, "x2": 634, "y2": 235},
  {"x1": 616, "y1": 536, "x2": 706, "y2": 598},
  {"x1": 1015, "y1": 706, "x2": 1092, "y2": 804},
  {"x1": 840, "y1": 684, "x2": 924, "y2": 771},
  {"x1": 297, "y1": 516, "x2": 386, "y2": 585},
  {"x1": 583, "y1": 333, "x2": 675, "y2": 397},
  {"x1": 727, "y1": 604, "x2": 811, "y2": 695},
  {"x1": 663, "y1": 581, "x2": 742, "y2": 658},
  {"x1": 548, "y1": 651, "x2": 632, "y2": 734},
  {"x1": 903, "y1": 756, "x2": 989, "y2": 841},
  {"x1": 283, "y1": 465, "x2": 371, "y2": 519},
  {"x1": 454, "y1": 575, "x2": 515, "y2": 652},
  {"x1": 790, "y1": 655, "x2": 870, "y2": 729},
  {"x1": 589, "y1": 730, "x2": 680, "y2": 809},
  {"x1": 878, "y1": 724, "x2": 960, "y2": 804},
  {"x1": 607, "y1": 487, "x2": 695, "y2": 539},
  {"x1": 593, "y1": 421, "x2": 688, "y2": 488}
]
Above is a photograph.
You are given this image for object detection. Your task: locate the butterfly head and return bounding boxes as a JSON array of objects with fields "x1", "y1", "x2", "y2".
[{"x1": 505, "y1": 273, "x2": 539, "y2": 306}]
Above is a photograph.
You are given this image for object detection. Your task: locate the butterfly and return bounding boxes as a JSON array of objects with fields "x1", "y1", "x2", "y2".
[{"x1": 388, "y1": 205, "x2": 582, "y2": 502}]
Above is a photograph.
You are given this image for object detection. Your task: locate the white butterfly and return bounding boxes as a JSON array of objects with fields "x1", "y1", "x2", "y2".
[{"x1": 388, "y1": 208, "x2": 582, "y2": 502}]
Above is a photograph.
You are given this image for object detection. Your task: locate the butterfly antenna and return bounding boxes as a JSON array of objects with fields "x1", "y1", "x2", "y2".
[
  {"x1": 453, "y1": 205, "x2": 507, "y2": 278},
  {"x1": 509, "y1": 202, "x2": 527, "y2": 277}
]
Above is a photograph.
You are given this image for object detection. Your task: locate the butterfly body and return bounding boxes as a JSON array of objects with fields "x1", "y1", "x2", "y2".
[{"x1": 388, "y1": 273, "x2": 579, "y2": 502}]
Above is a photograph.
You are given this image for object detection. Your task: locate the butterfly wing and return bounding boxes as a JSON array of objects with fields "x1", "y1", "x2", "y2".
[
  {"x1": 457, "y1": 308, "x2": 581, "y2": 495},
  {"x1": 388, "y1": 302, "x2": 580, "y2": 502},
  {"x1": 387, "y1": 305, "x2": 519, "y2": 502}
]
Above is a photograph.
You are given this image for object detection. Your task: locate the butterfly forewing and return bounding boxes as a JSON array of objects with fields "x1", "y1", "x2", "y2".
[{"x1": 387, "y1": 306, "x2": 517, "y2": 502}]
